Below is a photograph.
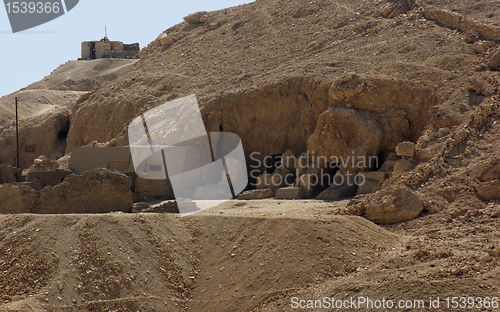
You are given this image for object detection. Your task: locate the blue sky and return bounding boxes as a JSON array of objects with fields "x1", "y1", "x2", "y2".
[{"x1": 0, "y1": 0, "x2": 253, "y2": 97}]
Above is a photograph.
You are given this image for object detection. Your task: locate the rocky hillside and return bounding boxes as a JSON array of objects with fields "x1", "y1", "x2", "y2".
[
  {"x1": 0, "y1": 59, "x2": 137, "y2": 168},
  {"x1": 0, "y1": 0, "x2": 499, "y2": 311}
]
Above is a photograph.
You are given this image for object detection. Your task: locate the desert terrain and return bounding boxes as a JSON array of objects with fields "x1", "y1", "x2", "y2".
[{"x1": 0, "y1": 0, "x2": 499, "y2": 311}]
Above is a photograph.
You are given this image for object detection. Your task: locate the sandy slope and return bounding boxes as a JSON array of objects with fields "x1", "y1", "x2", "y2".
[{"x1": 0, "y1": 59, "x2": 137, "y2": 126}]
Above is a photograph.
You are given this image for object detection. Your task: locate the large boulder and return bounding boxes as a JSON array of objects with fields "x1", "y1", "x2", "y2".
[
  {"x1": 37, "y1": 169, "x2": 133, "y2": 214},
  {"x1": 344, "y1": 186, "x2": 424, "y2": 224},
  {"x1": 308, "y1": 107, "x2": 383, "y2": 172}
]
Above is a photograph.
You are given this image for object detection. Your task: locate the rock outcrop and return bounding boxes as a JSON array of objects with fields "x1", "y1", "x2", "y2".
[
  {"x1": 0, "y1": 169, "x2": 133, "y2": 214},
  {"x1": 37, "y1": 169, "x2": 133, "y2": 214}
]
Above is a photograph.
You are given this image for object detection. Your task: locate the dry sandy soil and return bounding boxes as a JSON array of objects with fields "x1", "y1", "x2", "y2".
[
  {"x1": 0, "y1": 0, "x2": 500, "y2": 311},
  {"x1": 0, "y1": 200, "x2": 498, "y2": 312}
]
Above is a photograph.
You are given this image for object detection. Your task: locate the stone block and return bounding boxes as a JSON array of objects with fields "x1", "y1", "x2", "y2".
[
  {"x1": 275, "y1": 186, "x2": 306, "y2": 199},
  {"x1": 395, "y1": 141, "x2": 415, "y2": 158}
]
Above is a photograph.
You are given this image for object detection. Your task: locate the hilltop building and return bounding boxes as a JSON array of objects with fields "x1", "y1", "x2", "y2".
[{"x1": 81, "y1": 36, "x2": 140, "y2": 60}]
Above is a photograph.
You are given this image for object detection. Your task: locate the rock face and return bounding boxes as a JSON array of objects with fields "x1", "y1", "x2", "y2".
[
  {"x1": 0, "y1": 165, "x2": 23, "y2": 184},
  {"x1": 345, "y1": 186, "x2": 424, "y2": 224},
  {"x1": 0, "y1": 109, "x2": 69, "y2": 169},
  {"x1": 308, "y1": 107, "x2": 383, "y2": 171},
  {"x1": 275, "y1": 186, "x2": 306, "y2": 199},
  {"x1": 0, "y1": 184, "x2": 37, "y2": 214},
  {"x1": 37, "y1": 169, "x2": 133, "y2": 214}
]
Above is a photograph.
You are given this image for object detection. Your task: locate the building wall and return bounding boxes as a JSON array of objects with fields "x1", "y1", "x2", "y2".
[
  {"x1": 81, "y1": 40, "x2": 139, "y2": 60},
  {"x1": 81, "y1": 42, "x2": 94, "y2": 60},
  {"x1": 94, "y1": 41, "x2": 111, "y2": 59}
]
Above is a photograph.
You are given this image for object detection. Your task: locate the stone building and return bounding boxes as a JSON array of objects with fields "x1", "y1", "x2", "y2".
[{"x1": 81, "y1": 37, "x2": 140, "y2": 60}]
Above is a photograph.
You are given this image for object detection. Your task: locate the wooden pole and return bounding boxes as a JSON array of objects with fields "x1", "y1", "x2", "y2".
[{"x1": 15, "y1": 97, "x2": 19, "y2": 168}]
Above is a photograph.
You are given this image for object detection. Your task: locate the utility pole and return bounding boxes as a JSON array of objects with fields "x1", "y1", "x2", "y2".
[
  {"x1": 105, "y1": 25, "x2": 107, "y2": 40},
  {"x1": 15, "y1": 97, "x2": 19, "y2": 168}
]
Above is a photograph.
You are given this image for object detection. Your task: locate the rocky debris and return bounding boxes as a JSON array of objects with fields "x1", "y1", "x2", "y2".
[
  {"x1": 478, "y1": 252, "x2": 493, "y2": 263},
  {"x1": 0, "y1": 164, "x2": 23, "y2": 184},
  {"x1": 381, "y1": 0, "x2": 415, "y2": 18},
  {"x1": 395, "y1": 141, "x2": 416, "y2": 158},
  {"x1": 183, "y1": 11, "x2": 208, "y2": 24},
  {"x1": 465, "y1": 77, "x2": 487, "y2": 95},
  {"x1": 275, "y1": 186, "x2": 306, "y2": 199},
  {"x1": 145, "y1": 200, "x2": 179, "y2": 213},
  {"x1": 238, "y1": 188, "x2": 275, "y2": 200},
  {"x1": 478, "y1": 158, "x2": 500, "y2": 182},
  {"x1": 37, "y1": 169, "x2": 133, "y2": 214},
  {"x1": 24, "y1": 155, "x2": 59, "y2": 173},
  {"x1": 132, "y1": 202, "x2": 151, "y2": 213},
  {"x1": 488, "y1": 47, "x2": 500, "y2": 70},
  {"x1": 25, "y1": 170, "x2": 72, "y2": 190},
  {"x1": 158, "y1": 33, "x2": 174, "y2": 46},
  {"x1": 483, "y1": 247, "x2": 500, "y2": 258},
  {"x1": 476, "y1": 180, "x2": 500, "y2": 201},
  {"x1": 464, "y1": 31, "x2": 479, "y2": 43},
  {"x1": 344, "y1": 186, "x2": 424, "y2": 224},
  {"x1": 0, "y1": 184, "x2": 37, "y2": 214}
]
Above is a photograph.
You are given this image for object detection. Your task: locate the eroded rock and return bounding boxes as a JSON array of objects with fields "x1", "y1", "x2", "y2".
[
  {"x1": 183, "y1": 11, "x2": 208, "y2": 24},
  {"x1": 344, "y1": 186, "x2": 424, "y2": 224},
  {"x1": 0, "y1": 184, "x2": 37, "y2": 214},
  {"x1": 308, "y1": 107, "x2": 383, "y2": 171},
  {"x1": 37, "y1": 169, "x2": 133, "y2": 214}
]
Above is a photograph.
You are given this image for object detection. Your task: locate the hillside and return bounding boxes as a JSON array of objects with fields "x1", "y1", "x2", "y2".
[
  {"x1": 0, "y1": 0, "x2": 499, "y2": 311},
  {"x1": 0, "y1": 59, "x2": 137, "y2": 168}
]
